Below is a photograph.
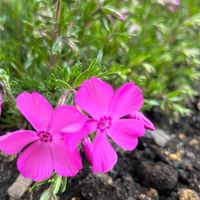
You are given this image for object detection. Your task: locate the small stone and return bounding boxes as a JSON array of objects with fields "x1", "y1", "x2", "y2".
[
  {"x1": 150, "y1": 129, "x2": 171, "y2": 147},
  {"x1": 96, "y1": 174, "x2": 113, "y2": 185},
  {"x1": 138, "y1": 194, "x2": 151, "y2": 200},
  {"x1": 168, "y1": 153, "x2": 180, "y2": 161},
  {"x1": 185, "y1": 152, "x2": 195, "y2": 159},
  {"x1": 179, "y1": 188, "x2": 200, "y2": 200},
  {"x1": 178, "y1": 133, "x2": 186, "y2": 140},
  {"x1": 168, "y1": 151, "x2": 183, "y2": 161},
  {"x1": 7, "y1": 174, "x2": 32, "y2": 200},
  {"x1": 188, "y1": 139, "x2": 199, "y2": 149},
  {"x1": 196, "y1": 101, "x2": 200, "y2": 111},
  {"x1": 146, "y1": 188, "x2": 158, "y2": 199}
]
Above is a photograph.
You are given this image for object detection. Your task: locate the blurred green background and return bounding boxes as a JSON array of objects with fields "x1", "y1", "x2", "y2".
[{"x1": 0, "y1": 0, "x2": 200, "y2": 129}]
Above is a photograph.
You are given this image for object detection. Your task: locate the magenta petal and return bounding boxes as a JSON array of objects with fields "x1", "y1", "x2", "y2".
[
  {"x1": 0, "y1": 130, "x2": 38, "y2": 154},
  {"x1": 50, "y1": 105, "x2": 87, "y2": 135},
  {"x1": 51, "y1": 141, "x2": 82, "y2": 177},
  {"x1": 17, "y1": 141, "x2": 53, "y2": 182},
  {"x1": 130, "y1": 111, "x2": 155, "y2": 131},
  {"x1": 62, "y1": 119, "x2": 97, "y2": 149},
  {"x1": 112, "y1": 118, "x2": 145, "y2": 136},
  {"x1": 109, "y1": 83, "x2": 144, "y2": 118},
  {"x1": 108, "y1": 119, "x2": 143, "y2": 150},
  {"x1": 92, "y1": 132, "x2": 117, "y2": 173},
  {"x1": 63, "y1": 126, "x2": 88, "y2": 150},
  {"x1": 75, "y1": 77, "x2": 113, "y2": 119},
  {"x1": 85, "y1": 119, "x2": 98, "y2": 133},
  {"x1": 82, "y1": 137, "x2": 93, "y2": 164},
  {"x1": 17, "y1": 92, "x2": 53, "y2": 132}
]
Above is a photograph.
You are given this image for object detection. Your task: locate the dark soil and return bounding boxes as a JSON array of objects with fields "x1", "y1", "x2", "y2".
[
  {"x1": 0, "y1": 97, "x2": 200, "y2": 200},
  {"x1": 0, "y1": 155, "x2": 19, "y2": 200}
]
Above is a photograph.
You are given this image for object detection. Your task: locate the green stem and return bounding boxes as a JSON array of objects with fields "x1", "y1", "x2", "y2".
[
  {"x1": 57, "y1": 89, "x2": 77, "y2": 106},
  {"x1": 48, "y1": 0, "x2": 62, "y2": 68}
]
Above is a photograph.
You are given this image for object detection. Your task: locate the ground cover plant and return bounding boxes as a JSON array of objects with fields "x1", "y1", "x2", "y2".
[{"x1": 0, "y1": 0, "x2": 200, "y2": 199}]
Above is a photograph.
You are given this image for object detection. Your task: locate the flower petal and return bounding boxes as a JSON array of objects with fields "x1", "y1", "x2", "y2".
[
  {"x1": 51, "y1": 141, "x2": 82, "y2": 177},
  {"x1": 0, "y1": 130, "x2": 38, "y2": 154},
  {"x1": 92, "y1": 132, "x2": 117, "y2": 173},
  {"x1": 75, "y1": 77, "x2": 113, "y2": 119},
  {"x1": 130, "y1": 111, "x2": 155, "y2": 131},
  {"x1": 62, "y1": 126, "x2": 88, "y2": 150},
  {"x1": 109, "y1": 83, "x2": 143, "y2": 118},
  {"x1": 17, "y1": 92, "x2": 53, "y2": 132},
  {"x1": 82, "y1": 137, "x2": 93, "y2": 164},
  {"x1": 17, "y1": 141, "x2": 53, "y2": 182},
  {"x1": 62, "y1": 119, "x2": 97, "y2": 149},
  {"x1": 50, "y1": 105, "x2": 87, "y2": 135},
  {"x1": 108, "y1": 119, "x2": 144, "y2": 150}
]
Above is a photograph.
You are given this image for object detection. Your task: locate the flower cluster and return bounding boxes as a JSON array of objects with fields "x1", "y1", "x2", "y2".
[
  {"x1": 160, "y1": 0, "x2": 180, "y2": 12},
  {"x1": 0, "y1": 77, "x2": 155, "y2": 182}
]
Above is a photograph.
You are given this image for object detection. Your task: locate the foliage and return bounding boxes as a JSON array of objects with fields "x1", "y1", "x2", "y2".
[{"x1": 0, "y1": 0, "x2": 200, "y2": 127}]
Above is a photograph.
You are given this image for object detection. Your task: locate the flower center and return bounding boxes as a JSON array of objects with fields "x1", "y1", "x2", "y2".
[
  {"x1": 97, "y1": 116, "x2": 112, "y2": 132},
  {"x1": 38, "y1": 131, "x2": 52, "y2": 142}
]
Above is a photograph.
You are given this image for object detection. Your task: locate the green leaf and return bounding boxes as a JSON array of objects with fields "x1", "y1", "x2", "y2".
[
  {"x1": 60, "y1": 177, "x2": 67, "y2": 193},
  {"x1": 96, "y1": 49, "x2": 103, "y2": 64},
  {"x1": 102, "y1": 6, "x2": 124, "y2": 20},
  {"x1": 52, "y1": 37, "x2": 63, "y2": 55},
  {"x1": 55, "y1": 80, "x2": 72, "y2": 89},
  {"x1": 73, "y1": 73, "x2": 88, "y2": 88},
  {"x1": 40, "y1": 188, "x2": 51, "y2": 200},
  {"x1": 53, "y1": 175, "x2": 62, "y2": 195},
  {"x1": 100, "y1": 16, "x2": 110, "y2": 31}
]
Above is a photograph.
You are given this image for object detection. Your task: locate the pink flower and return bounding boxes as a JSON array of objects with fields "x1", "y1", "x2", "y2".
[
  {"x1": 129, "y1": 111, "x2": 155, "y2": 131},
  {"x1": 75, "y1": 77, "x2": 145, "y2": 173},
  {"x1": 82, "y1": 137, "x2": 93, "y2": 164},
  {"x1": 161, "y1": 0, "x2": 180, "y2": 6},
  {"x1": 62, "y1": 119, "x2": 95, "y2": 150},
  {"x1": 161, "y1": 0, "x2": 180, "y2": 12},
  {"x1": 172, "y1": 0, "x2": 180, "y2": 6},
  {"x1": 0, "y1": 94, "x2": 3, "y2": 115},
  {"x1": 0, "y1": 92, "x2": 87, "y2": 181}
]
